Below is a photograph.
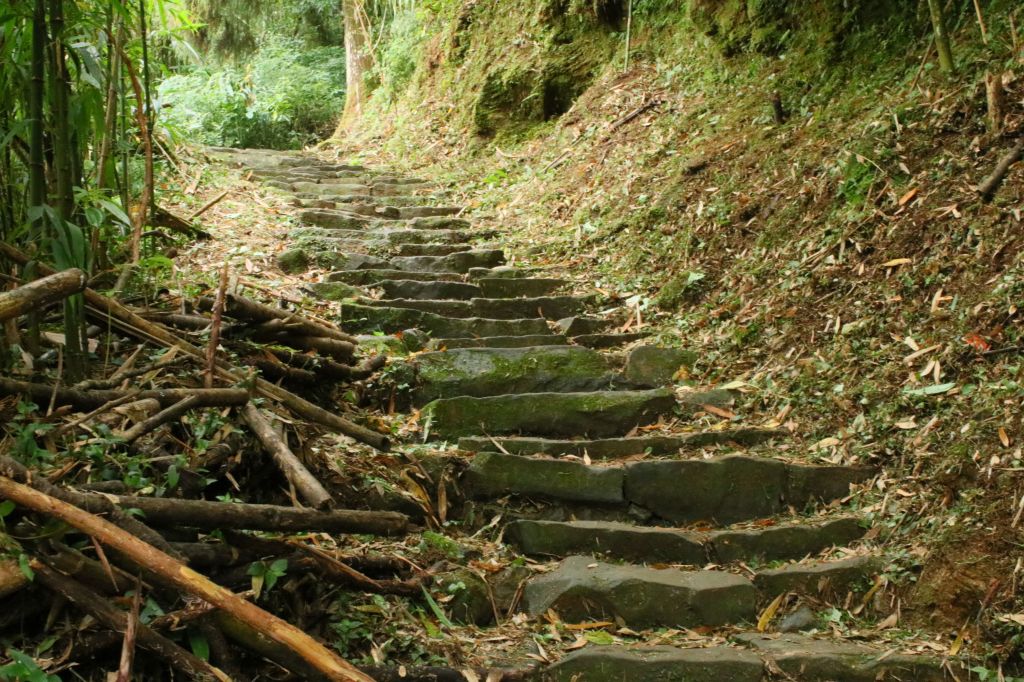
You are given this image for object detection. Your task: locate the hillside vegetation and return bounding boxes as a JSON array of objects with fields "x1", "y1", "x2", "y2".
[{"x1": 341, "y1": 0, "x2": 1024, "y2": 663}]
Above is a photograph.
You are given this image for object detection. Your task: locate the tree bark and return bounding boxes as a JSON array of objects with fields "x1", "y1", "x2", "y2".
[
  {"x1": 0, "y1": 268, "x2": 86, "y2": 323},
  {"x1": 0, "y1": 476, "x2": 375, "y2": 682},
  {"x1": 241, "y1": 403, "x2": 334, "y2": 510},
  {"x1": 336, "y1": 0, "x2": 374, "y2": 134}
]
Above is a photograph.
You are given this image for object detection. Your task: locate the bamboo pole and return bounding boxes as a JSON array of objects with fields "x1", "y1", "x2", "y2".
[{"x1": 0, "y1": 269, "x2": 86, "y2": 323}]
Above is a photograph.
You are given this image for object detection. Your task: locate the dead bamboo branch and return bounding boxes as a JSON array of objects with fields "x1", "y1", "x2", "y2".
[
  {"x1": 198, "y1": 293, "x2": 357, "y2": 344},
  {"x1": 0, "y1": 269, "x2": 86, "y2": 323},
  {"x1": 0, "y1": 476, "x2": 375, "y2": 682},
  {"x1": 117, "y1": 394, "x2": 203, "y2": 444},
  {"x1": 189, "y1": 189, "x2": 230, "y2": 220},
  {"x1": 240, "y1": 403, "x2": 334, "y2": 510},
  {"x1": 206, "y1": 264, "x2": 230, "y2": 388},
  {"x1": 0, "y1": 378, "x2": 248, "y2": 411},
  {"x1": 977, "y1": 137, "x2": 1024, "y2": 202}
]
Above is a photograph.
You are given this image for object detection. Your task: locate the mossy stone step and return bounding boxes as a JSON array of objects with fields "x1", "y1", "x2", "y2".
[
  {"x1": 358, "y1": 295, "x2": 588, "y2": 320},
  {"x1": 753, "y1": 555, "x2": 878, "y2": 598},
  {"x1": 570, "y1": 332, "x2": 651, "y2": 348},
  {"x1": 378, "y1": 280, "x2": 482, "y2": 300},
  {"x1": 328, "y1": 269, "x2": 463, "y2": 285},
  {"x1": 395, "y1": 243, "x2": 479, "y2": 257},
  {"x1": 340, "y1": 302, "x2": 552, "y2": 337},
  {"x1": 468, "y1": 265, "x2": 542, "y2": 280},
  {"x1": 407, "y1": 216, "x2": 471, "y2": 230},
  {"x1": 426, "y1": 336, "x2": 569, "y2": 350},
  {"x1": 523, "y1": 556, "x2": 757, "y2": 628},
  {"x1": 390, "y1": 249, "x2": 505, "y2": 274},
  {"x1": 539, "y1": 646, "x2": 763, "y2": 682},
  {"x1": 292, "y1": 182, "x2": 370, "y2": 196},
  {"x1": 540, "y1": 636, "x2": 958, "y2": 682},
  {"x1": 476, "y1": 277, "x2": 570, "y2": 298},
  {"x1": 422, "y1": 389, "x2": 676, "y2": 439},
  {"x1": 556, "y1": 316, "x2": 615, "y2": 335},
  {"x1": 298, "y1": 208, "x2": 374, "y2": 229},
  {"x1": 376, "y1": 228, "x2": 493, "y2": 244},
  {"x1": 456, "y1": 429, "x2": 782, "y2": 457},
  {"x1": 396, "y1": 206, "x2": 464, "y2": 219},
  {"x1": 410, "y1": 346, "x2": 620, "y2": 404},
  {"x1": 506, "y1": 517, "x2": 866, "y2": 564},
  {"x1": 463, "y1": 452, "x2": 624, "y2": 504},
  {"x1": 625, "y1": 455, "x2": 872, "y2": 525}
]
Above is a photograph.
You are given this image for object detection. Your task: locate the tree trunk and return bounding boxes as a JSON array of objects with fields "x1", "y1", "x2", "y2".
[
  {"x1": 928, "y1": 0, "x2": 955, "y2": 75},
  {"x1": 335, "y1": 0, "x2": 374, "y2": 135},
  {"x1": 0, "y1": 268, "x2": 86, "y2": 323}
]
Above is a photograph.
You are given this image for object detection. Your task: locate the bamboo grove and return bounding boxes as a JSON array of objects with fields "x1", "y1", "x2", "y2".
[{"x1": 0, "y1": 1, "x2": 193, "y2": 382}]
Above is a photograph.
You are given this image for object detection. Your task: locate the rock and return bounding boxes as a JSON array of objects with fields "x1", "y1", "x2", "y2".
[
  {"x1": 732, "y1": 633, "x2": 953, "y2": 681},
  {"x1": 754, "y1": 556, "x2": 878, "y2": 598},
  {"x1": 397, "y1": 206, "x2": 463, "y2": 219},
  {"x1": 523, "y1": 556, "x2": 757, "y2": 627},
  {"x1": 340, "y1": 302, "x2": 552, "y2": 337},
  {"x1": 467, "y1": 266, "x2": 539, "y2": 280},
  {"x1": 354, "y1": 334, "x2": 406, "y2": 355},
  {"x1": 462, "y1": 452, "x2": 624, "y2": 504},
  {"x1": 709, "y1": 517, "x2": 866, "y2": 563},
  {"x1": 298, "y1": 208, "x2": 372, "y2": 229},
  {"x1": 507, "y1": 520, "x2": 705, "y2": 564},
  {"x1": 570, "y1": 332, "x2": 651, "y2": 349},
  {"x1": 378, "y1": 280, "x2": 482, "y2": 300},
  {"x1": 395, "y1": 243, "x2": 477, "y2": 257},
  {"x1": 420, "y1": 388, "x2": 677, "y2": 439},
  {"x1": 391, "y1": 249, "x2": 505, "y2": 274},
  {"x1": 624, "y1": 346, "x2": 697, "y2": 387},
  {"x1": 276, "y1": 248, "x2": 310, "y2": 274},
  {"x1": 409, "y1": 346, "x2": 618, "y2": 404},
  {"x1": 400, "y1": 328, "x2": 430, "y2": 352},
  {"x1": 555, "y1": 316, "x2": 612, "y2": 336},
  {"x1": 307, "y1": 282, "x2": 360, "y2": 301},
  {"x1": 476, "y1": 277, "x2": 570, "y2": 298},
  {"x1": 434, "y1": 568, "x2": 492, "y2": 626},
  {"x1": 408, "y1": 216, "x2": 471, "y2": 230},
  {"x1": 329, "y1": 253, "x2": 392, "y2": 271},
  {"x1": 778, "y1": 606, "x2": 818, "y2": 633},
  {"x1": 624, "y1": 455, "x2": 870, "y2": 524},
  {"x1": 428, "y1": 335, "x2": 568, "y2": 350},
  {"x1": 456, "y1": 430, "x2": 783, "y2": 458},
  {"x1": 540, "y1": 646, "x2": 763, "y2": 682}
]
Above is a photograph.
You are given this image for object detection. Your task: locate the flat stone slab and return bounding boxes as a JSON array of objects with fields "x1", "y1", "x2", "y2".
[
  {"x1": 395, "y1": 243, "x2": 477, "y2": 257},
  {"x1": 377, "y1": 280, "x2": 482, "y2": 300},
  {"x1": 468, "y1": 265, "x2": 542, "y2": 279},
  {"x1": 507, "y1": 517, "x2": 865, "y2": 564},
  {"x1": 421, "y1": 389, "x2": 677, "y2": 439},
  {"x1": 540, "y1": 646, "x2": 763, "y2": 682},
  {"x1": 339, "y1": 303, "x2": 552, "y2": 337},
  {"x1": 463, "y1": 452, "x2": 624, "y2": 504},
  {"x1": 390, "y1": 250, "x2": 506, "y2": 274},
  {"x1": 556, "y1": 316, "x2": 615, "y2": 335},
  {"x1": 476, "y1": 277, "x2": 570, "y2": 298},
  {"x1": 298, "y1": 208, "x2": 374, "y2": 229},
  {"x1": 328, "y1": 269, "x2": 463, "y2": 285},
  {"x1": 375, "y1": 228, "x2": 489, "y2": 245},
  {"x1": 624, "y1": 455, "x2": 872, "y2": 524},
  {"x1": 359, "y1": 295, "x2": 588, "y2": 320},
  {"x1": 428, "y1": 336, "x2": 569, "y2": 350},
  {"x1": 753, "y1": 556, "x2": 878, "y2": 598},
  {"x1": 457, "y1": 429, "x2": 782, "y2": 458},
  {"x1": 733, "y1": 633, "x2": 954, "y2": 681},
  {"x1": 396, "y1": 206, "x2": 463, "y2": 219},
  {"x1": 523, "y1": 556, "x2": 757, "y2": 627},
  {"x1": 408, "y1": 216, "x2": 471, "y2": 230},
  {"x1": 624, "y1": 346, "x2": 697, "y2": 387},
  {"x1": 570, "y1": 332, "x2": 651, "y2": 349},
  {"x1": 409, "y1": 346, "x2": 619, "y2": 404}
]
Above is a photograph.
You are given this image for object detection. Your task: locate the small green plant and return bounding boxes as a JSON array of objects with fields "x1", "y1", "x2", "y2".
[
  {"x1": 0, "y1": 649, "x2": 59, "y2": 682},
  {"x1": 247, "y1": 559, "x2": 288, "y2": 598},
  {"x1": 418, "y1": 530, "x2": 464, "y2": 559}
]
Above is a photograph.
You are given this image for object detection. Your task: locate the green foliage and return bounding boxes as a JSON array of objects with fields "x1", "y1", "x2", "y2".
[
  {"x1": 0, "y1": 649, "x2": 59, "y2": 682},
  {"x1": 247, "y1": 558, "x2": 288, "y2": 598},
  {"x1": 374, "y1": 10, "x2": 425, "y2": 103},
  {"x1": 159, "y1": 37, "x2": 346, "y2": 149}
]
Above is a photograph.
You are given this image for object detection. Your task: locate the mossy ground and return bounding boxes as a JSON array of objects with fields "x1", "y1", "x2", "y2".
[{"x1": 333, "y1": 0, "x2": 1024, "y2": 668}]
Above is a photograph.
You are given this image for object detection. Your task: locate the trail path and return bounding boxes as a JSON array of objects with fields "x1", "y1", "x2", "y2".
[{"x1": 207, "y1": 147, "x2": 970, "y2": 681}]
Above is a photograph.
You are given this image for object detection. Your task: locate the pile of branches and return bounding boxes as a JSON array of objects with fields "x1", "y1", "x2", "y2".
[{"x1": 0, "y1": 242, "x2": 457, "y2": 681}]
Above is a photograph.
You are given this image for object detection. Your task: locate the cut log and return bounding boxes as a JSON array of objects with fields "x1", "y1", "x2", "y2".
[
  {"x1": 0, "y1": 476, "x2": 374, "y2": 682},
  {"x1": 0, "y1": 559, "x2": 29, "y2": 599},
  {"x1": 241, "y1": 403, "x2": 334, "y2": 510},
  {"x1": 0, "y1": 242, "x2": 389, "y2": 450},
  {"x1": 32, "y1": 562, "x2": 230, "y2": 681},
  {"x1": 0, "y1": 378, "x2": 248, "y2": 411},
  {"x1": 0, "y1": 269, "x2": 87, "y2": 323}
]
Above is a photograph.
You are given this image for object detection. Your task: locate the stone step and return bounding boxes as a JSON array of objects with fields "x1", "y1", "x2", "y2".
[
  {"x1": 556, "y1": 316, "x2": 616, "y2": 335},
  {"x1": 475, "y1": 277, "x2": 570, "y2": 298},
  {"x1": 328, "y1": 269, "x2": 463, "y2": 285},
  {"x1": 456, "y1": 429, "x2": 782, "y2": 457},
  {"x1": 570, "y1": 332, "x2": 651, "y2": 348},
  {"x1": 407, "y1": 347, "x2": 621, "y2": 404},
  {"x1": 754, "y1": 555, "x2": 877, "y2": 598},
  {"x1": 294, "y1": 194, "x2": 432, "y2": 208},
  {"x1": 340, "y1": 302, "x2": 553, "y2": 337},
  {"x1": 423, "y1": 389, "x2": 676, "y2": 440},
  {"x1": 462, "y1": 453, "x2": 869, "y2": 524},
  {"x1": 397, "y1": 206, "x2": 463, "y2": 219},
  {"x1": 506, "y1": 517, "x2": 867, "y2": 564},
  {"x1": 378, "y1": 228, "x2": 496, "y2": 244},
  {"x1": 468, "y1": 265, "x2": 543, "y2": 280},
  {"x1": 395, "y1": 243, "x2": 478, "y2": 257},
  {"x1": 541, "y1": 635, "x2": 959, "y2": 682},
  {"x1": 407, "y1": 216, "x2": 471, "y2": 230},
  {"x1": 377, "y1": 280, "x2": 481, "y2": 300},
  {"x1": 357, "y1": 295, "x2": 589, "y2": 320},
  {"x1": 390, "y1": 249, "x2": 505, "y2": 274},
  {"x1": 426, "y1": 336, "x2": 569, "y2": 350},
  {"x1": 298, "y1": 208, "x2": 374, "y2": 229},
  {"x1": 523, "y1": 556, "x2": 757, "y2": 628}
]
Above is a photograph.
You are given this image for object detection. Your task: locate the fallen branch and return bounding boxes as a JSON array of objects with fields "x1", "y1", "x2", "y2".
[
  {"x1": 241, "y1": 403, "x2": 334, "y2": 510},
  {"x1": 0, "y1": 269, "x2": 86, "y2": 323},
  {"x1": 33, "y1": 561, "x2": 230, "y2": 681},
  {"x1": 189, "y1": 189, "x2": 230, "y2": 220},
  {"x1": 199, "y1": 293, "x2": 356, "y2": 344},
  {"x1": 0, "y1": 378, "x2": 248, "y2": 411},
  {"x1": 117, "y1": 394, "x2": 203, "y2": 444},
  {"x1": 0, "y1": 475, "x2": 374, "y2": 682},
  {"x1": 977, "y1": 137, "x2": 1024, "y2": 202}
]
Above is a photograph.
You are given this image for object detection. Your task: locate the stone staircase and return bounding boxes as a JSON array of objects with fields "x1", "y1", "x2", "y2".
[{"x1": 215, "y1": 147, "x2": 971, "y2": 681}]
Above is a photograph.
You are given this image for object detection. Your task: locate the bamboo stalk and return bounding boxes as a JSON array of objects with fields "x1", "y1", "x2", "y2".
[
  {"x1": 0, "y1": 476, "x2": 375, "y2": 682},
  {"x1": 0, "y1": 269, "x2": 86, "y2": 323}
]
